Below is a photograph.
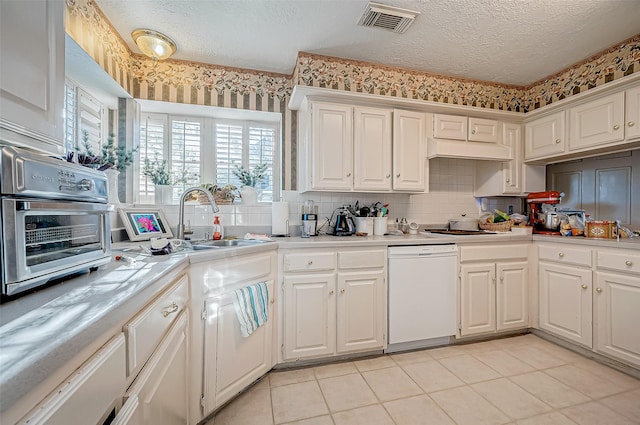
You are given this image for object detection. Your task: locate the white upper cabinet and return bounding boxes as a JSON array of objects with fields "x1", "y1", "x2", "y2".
[
  {"x1": 433, "y1": 114, "x2": 499, "y2": 143},
  {"x1": 0, "y1": 0, "x2": 65, "y2": 154},
  {"x1": 353, "y1": 107, "x2": 393, "y2": 191},
  {"x1": 626, "y1": 85, "x2": 640, "y2": 140},
  {"x1": 393, "y1": 109, "x2": 427, "y2": 191},
  {"x1": 525, "y1": 111, "x2": 566, "y2": 160},
  {"x1": 311, "y1": 102, "x2": 354, "y2": 191},
  {"x1": 568, "y1": 92, "x2": 625, "y2": 151},
  {"x1": 469, "y1": 117, "x2": 500, "y2": 143}
]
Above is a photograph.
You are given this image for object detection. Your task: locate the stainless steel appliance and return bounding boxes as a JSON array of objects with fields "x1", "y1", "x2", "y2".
[
  {"x1": 386, "y1": 245, "x2": 458, "y2": 352},
  {"x1": 1, "y1": 146, "x2": 113, "y2": 298},
  {"x1": 330, "y1": 206, "x2": 355, "y2": 236}
]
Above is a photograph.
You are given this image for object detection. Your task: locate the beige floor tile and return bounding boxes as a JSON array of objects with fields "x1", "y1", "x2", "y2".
[
  {"x1": 460, "y1": 340, "x2": 503, "y2": 354},
  {"x1": 515, "y1": 411, "x2": 578, "y2": 425},
  {"x1": 505, "y1": 345, "x2": 568, "y2": 370},
  {"x1": 600, "y1": 388, "x2": 640, "y2": 422},
  {"x1": 573, "y1": 359, "x2": 640, "y2": 390},
  {"x1": 492, "y1": 334, "x2": 544, "y2": 349},
  {"x1": 562, "y1": 401, "x2": 637, "y2": 425},
  {"x1": 353, "y1": 355, "x2": 396, "y2": 372},
  {"x1": 533, "y1": 342, "x2": 585, "y2": 364},
  {"x1": 430, "y1": 386, "x2": 511, "y2": 425},
  {"x1": 253, "y1": 375, "x2": 270, "y2": 390},
  {"x1": 384, "y1": 395, "x2": 455, "y2": 425},
  {"x1": 473, "y1": 350, "x2": 535, "y2": 376},
  {"x1": 362, "y1": 366, "x2": 423, "y2": 402},
  {"x1": 314, "y1": 362, "x2": 358, "y2": 380},
  {"x1": 471, "y1": 378, "x2": 552, "y2": 420},
  {"x1": 509, "y1": 371, "x2": 590, "y2": 408},
  {"x1": 214, "y1": 387, "x2": 273, "y2": 425},
  {"x1": 332, "y1": 404, "x2": 394, "y2": 425},
  {"x1": 427, "y1": 345, "x2": 466, "y2": 359},
  {"x1": 545, "y1": 364, "x2": 632, "y2": 399},
  {"x1": 318, "y1": 373, "x2": 378, "y2": 412},
  {"x1": 402, "y1": 359, "x2": 465, "y2": 393},
  {"x1": 439, "y1": 354, "x2": 501, "y2": 384},
  {"x1": 271, "y1": 381, "x2": 329, "y2": 424},
  {"x1": 390, "y1": 349, "x2": 433, "y2": 366},
  {"x1": 282, "y1": 416, "x2": 335, "y2": 425},
  {"x1": 270, "y1": 367, "x2": 316, "y2": 388}
]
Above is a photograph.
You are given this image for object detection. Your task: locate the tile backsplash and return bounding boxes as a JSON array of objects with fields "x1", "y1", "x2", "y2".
[{"x1": 114, "y1": 158, "x2": 526, "y2": 240}]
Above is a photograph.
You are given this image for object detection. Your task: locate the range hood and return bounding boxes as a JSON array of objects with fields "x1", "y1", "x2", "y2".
[{"x1": 427, "y1": 138, "x2": 513, "y2": 161}]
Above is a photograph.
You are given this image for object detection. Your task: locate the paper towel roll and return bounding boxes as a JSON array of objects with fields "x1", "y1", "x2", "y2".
[{"x1": 271, "y1": 201, "x2": 289, "y2": 236}]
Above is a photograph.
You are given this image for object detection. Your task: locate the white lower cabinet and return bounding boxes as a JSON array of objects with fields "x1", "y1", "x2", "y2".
[
  {"x1": 539, "y1": 262, "x2": 593, "y2": 347},
  {"x1": 18, "y1": 334, "x2": 126, "y2": 425},
  {"x1": 282, "y1": 248, "x2": 386, "y2": 361},
  {"x1": 124, "y1": 311, "x2": 189, "y2": 425},
  {"x1": 458, "y1": 244, "x2": 529, "y2": 338}
]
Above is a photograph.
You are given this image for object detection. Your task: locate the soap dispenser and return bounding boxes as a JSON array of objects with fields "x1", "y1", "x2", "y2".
[{"x1": 213, "y1": 216, "x2": 222, "y2": 240}]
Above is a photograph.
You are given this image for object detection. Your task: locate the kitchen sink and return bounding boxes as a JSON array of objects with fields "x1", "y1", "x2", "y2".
[{"x1": 189, "y1": 239, "x2": 269, "y2": 250}]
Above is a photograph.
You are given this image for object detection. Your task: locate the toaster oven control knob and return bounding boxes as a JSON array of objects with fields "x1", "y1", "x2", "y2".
[{"x1": 77, "y1": 178, "x2": 94, "y2": 191}]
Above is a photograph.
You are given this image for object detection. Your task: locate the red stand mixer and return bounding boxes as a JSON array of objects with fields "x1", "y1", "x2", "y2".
[{"x1": 526, "y1": 191, "x2": 564, "y2": 235}]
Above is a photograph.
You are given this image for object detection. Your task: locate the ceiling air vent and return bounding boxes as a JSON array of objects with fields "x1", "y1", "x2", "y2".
[{"x1": 357, "y1": 2, "x2": 420, "y2": 34}]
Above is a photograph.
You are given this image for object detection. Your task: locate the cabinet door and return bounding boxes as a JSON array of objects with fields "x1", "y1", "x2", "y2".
[
  {"x1": 433, "y1": 114, "x2": 467, "y2": 140},
  {"x1": 460, "y1": 263, "x2": 496, "y2": 337},
  {"x1": 311, "y1": 102, "x2": 353, "y2": 190},
  {"x1": 214, "y1": 281, "x2": 275, "y2": 407},
  {"x1": 539, "y1": 263, "x2": 592, "y2": 347},
  {"x1": 127, "y1": 312, "x2": 189, "y2": 425},
  {"x1": 18, "y1": 335, "x2": 126, "y2": 425},
  {"x1": 625, "y1": 86, "x2": 640, "y2": 140},
  {"x1": 594, "y1": 272, "x2": 640, "y2": 367},
  {"x1": 0, "y1": 0, "x2": 65, "y2": 154},
  {"x1": 337, "y1": 271, "x2": 385, "y2": 353},
  {"x1": 353, "y1": 107, "x2": 392, "y2": 191},
  {"x1": 568, "y1": 92, "x2": 625, "y2": 151},
  {"x1": 393, "y1": 110, "x2": 426, "y2": 191},
  {"x1": 501, "y1": 123, "x2": 522, "y2": 194},
  {"x1": 525, "y1": 111, "x2": 566, "y2": 159},
  {"x1": 469, "y1": 117, "x2": 499, "y2": 143},
  {"x1": 283, "y1": 273, "x2": 336, "y2": 359},
  {"x1": 497, "y1": 262, "x2": 528, "y2": 331}
]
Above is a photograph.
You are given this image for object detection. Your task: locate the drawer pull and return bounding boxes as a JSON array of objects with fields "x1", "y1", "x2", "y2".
[
  {"x1": 307, "y1": 260, "x2": 313, "y2": 266},
  {"x1": 471, "y1": 129, "x2": 476, "y2": 134},
  {"x1": 396, "y1": 173, "x2": 401, "y2": 178},
  {"x1": 555, "y1": 139, "x2": 561, "y2": 144},
  {"x1": 558, "y1": 252, "x2": 564, "y2": 258},
  {"x1": 581, "y1": 284, "x2": 588, "y2": 290},
  {"x1": 628, "y1": 121, "x2": 635, "y2": 127},
  {"x1": 613, "y1": 124, "x2": 620, "y2": 130},
  {"x1": 162, "y1": 302, "x2": 179, "y2": 317},
  {"x1": 346, "y1": 172, "x2": 352, "y2": 177},
  {"x1": 596, "y1": 287, "x2": 603, "y2": 293},
  {"x1": 340, "y1": 288, "x2": 346, "y2": 294},
  {"x1": 329, "y1": 290, "x2": 334, "y2": 295},
  {"x1": 625, "y1": 260, "x2": 633, "y2": 266}
]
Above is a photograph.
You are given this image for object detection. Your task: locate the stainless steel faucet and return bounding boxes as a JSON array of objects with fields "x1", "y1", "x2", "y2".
[{"x1": 177, "y1": 187, "x2": 220, "y2": 240}]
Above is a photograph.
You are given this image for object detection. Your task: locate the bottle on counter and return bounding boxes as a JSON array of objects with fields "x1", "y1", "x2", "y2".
[{"x1": 213, "y1": 216, "x2": 222, "y2": 240}]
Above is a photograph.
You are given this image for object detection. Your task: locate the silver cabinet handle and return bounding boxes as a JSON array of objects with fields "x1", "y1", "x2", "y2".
[
  {"x1": 558, "y1": 252, "x2": 565, "y2": 258},
  {"x1": 625, "y1": 260, "x2": 633, "y2": 266},
  {"x1": 471, "y1": 129, "x2": 476, "y2": 134},
  {"x1": 596, "y1": 287, "x2": 603, "y2": 293},
  {"x1": 499, "y1": 276, "x2": 504, "y2": 283},
  {"x1": 555, "y1": 139, "x2": 561, "y2": 144},
  {"x1": 162, "y1": 302, "x2": 179, "y2": 317},
  {"x1": 396, "y1": 173, "x2": 401, "y2": 178},
  {"x1": 307, "y1": 260, "x2": 313, "y2": 265},
  {"x1": 346, "y1": 173, "x2": 351, "y2": 177},
  {"x1": 613, "y1": 124, "x2": 620, "y2": 130},
  {"x1": 581, "y1": 284, "x2": 588, "y2": 289},
  {"x1": 340, "y1": 288, "x2": 345, "y2": 294},
  {"x1": 329, "y1": 290, "x2": 334, "y2": 295},
  {"x1": 386, "y1": 174, "x2": 391, "y2": 178},
  {"x1": 628, "y1": 121, "x2": 636, "y2": 127},
  {"x1": 505, "y1": 179, "x2": 510, "y2": 183}
]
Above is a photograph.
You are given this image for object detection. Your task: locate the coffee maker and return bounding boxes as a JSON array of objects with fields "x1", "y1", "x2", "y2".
[
  {"x1": 331, "y1": 206, "x2": 356, "y2": 236},
  {"x1": 526, "y1": 191, "x2": 563, "y2": 235}
]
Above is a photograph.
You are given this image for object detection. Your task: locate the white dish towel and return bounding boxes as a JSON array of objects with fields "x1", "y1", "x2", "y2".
[{"x1": 232, "y1": 281, "x2": 269, "y2": 337}]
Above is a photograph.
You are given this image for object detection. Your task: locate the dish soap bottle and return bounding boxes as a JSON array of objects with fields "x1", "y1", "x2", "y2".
[{"x1": 213, "y1": 216, "x2": 222, "y2": 240}]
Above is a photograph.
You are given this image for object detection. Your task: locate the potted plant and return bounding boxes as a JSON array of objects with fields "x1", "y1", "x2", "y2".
[
  {"x1": 142, "y1": 155, "x2": 189, "y2": 204},
  {"x1": 199, "y1": 183, "x2": 238, "y2": 205},
  {"x1": 233, "y1": 163, "x2": 268, "y2": 203}
]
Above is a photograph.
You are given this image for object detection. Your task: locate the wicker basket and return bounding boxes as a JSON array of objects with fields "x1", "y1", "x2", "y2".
[
  {"x1": 478, "y1": 219, "x2": 514, "y2": 232},
  {"x1": 198, "y1": 192, "x2": 232, "y2": 205}
]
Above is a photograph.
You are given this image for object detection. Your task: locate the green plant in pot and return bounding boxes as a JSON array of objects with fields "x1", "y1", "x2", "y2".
[
  {"x1": 199, "y1": 183, "x2": 238, "y2": 204},
  {"x1": 66, "y1": 131, "x2": 138, "y2": 172},
  {"x1": 233, "y1": 163, "x2": 268, "y2": 203},
  {"x1": 142, "y1": 155, "x2": 189, "y2": 186}
]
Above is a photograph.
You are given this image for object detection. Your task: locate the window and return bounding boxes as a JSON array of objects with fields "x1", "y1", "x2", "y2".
[
  {"x1": 63, "y1": 79, "x2": 106, "y2": 154},
  {"x1": 138, "y1": 113, "x2": 279, "y2": 204}
]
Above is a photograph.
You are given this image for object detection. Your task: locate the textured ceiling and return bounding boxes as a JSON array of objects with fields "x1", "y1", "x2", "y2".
[{"x1": 95, "y1": 0, "x2": 640, "y2": 86}]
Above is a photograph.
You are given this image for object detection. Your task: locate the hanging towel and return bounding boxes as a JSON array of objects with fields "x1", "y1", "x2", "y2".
[{"x1": 232, "y1": 281, "x2": 269, "y2": 337}]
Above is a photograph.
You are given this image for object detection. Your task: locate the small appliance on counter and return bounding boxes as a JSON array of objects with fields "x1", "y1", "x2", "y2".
[
  {"x1": 526, "y1": 191, "x2": 564, "y2": 234},
  {"x1": 300, "y1": 200, "x2": 318, "y2": 237},
  {"x1": 329, "y1": 205, "x2": 356, "y2": 236}
]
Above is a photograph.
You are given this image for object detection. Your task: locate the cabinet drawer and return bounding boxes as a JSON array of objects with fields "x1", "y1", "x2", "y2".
[
  {"x1": 460, "y1": 244, "x2": 529, "y2": 262},
  {"x1": 538, "y1": 244, "x2": 592, "y2": 267},
  {"x1": 338, "y1": 250, "x2": 385, "y2": 269},
  {"x1": 597, "y1": 250, "x2": 640, "y2": 275},
  {"x1": 124, "y1": 274, "x2": 189, "y2": 376},
  {"x1": 283, "y1": 252, "x2": 336, "y2": 272}
]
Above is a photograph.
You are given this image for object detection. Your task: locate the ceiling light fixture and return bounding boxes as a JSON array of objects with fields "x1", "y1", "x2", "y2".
[{"x1": 131, "y1": 29, "x2": 177, "y2": 60}]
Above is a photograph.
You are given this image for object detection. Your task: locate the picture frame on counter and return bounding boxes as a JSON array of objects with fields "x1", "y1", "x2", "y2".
[{"x1": 118, "y1": 207, "x2": 173, "y2": 241}]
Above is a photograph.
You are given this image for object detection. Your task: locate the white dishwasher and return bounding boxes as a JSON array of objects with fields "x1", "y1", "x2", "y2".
[{"x1": 386, "y1": 244, "x2": 458, "y2": 352}]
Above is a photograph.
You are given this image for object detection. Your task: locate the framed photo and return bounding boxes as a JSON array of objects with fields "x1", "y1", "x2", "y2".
[{"x1": 118, "y1": 208, "x2": 173, "y2": 241}]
